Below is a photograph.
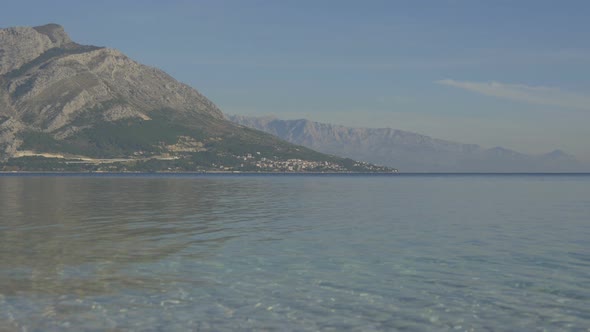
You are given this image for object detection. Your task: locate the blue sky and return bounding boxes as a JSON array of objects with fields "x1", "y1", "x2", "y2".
[{"x1": 2, "y1": 0, "x2": 590, "y2": 159}]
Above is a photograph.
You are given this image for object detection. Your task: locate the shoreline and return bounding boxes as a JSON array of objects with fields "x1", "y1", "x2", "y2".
[
  {"x1": 0, "y1": 170, "x2": 399, "y2": 175},
  {"x1": 2, "y1": 171, "x2": 590, "y2": 176}
]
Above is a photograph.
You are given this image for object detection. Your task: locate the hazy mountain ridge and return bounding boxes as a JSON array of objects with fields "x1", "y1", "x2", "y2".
[
  {"x1": 0, "y1": 24, "x2": 394, "y2": 173},
  {"x1": 229, "y1": 115, "x2": 586, "y2": 172}
]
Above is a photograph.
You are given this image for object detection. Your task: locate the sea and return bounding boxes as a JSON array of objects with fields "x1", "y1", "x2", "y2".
[{"x1": 0, "y1": 174, "x2": 589, "y2": 331}]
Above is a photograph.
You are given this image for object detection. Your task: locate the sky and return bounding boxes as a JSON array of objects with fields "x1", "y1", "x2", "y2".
[{"x1": 2, "y1": 0, "x2": 590, "y2": 160}]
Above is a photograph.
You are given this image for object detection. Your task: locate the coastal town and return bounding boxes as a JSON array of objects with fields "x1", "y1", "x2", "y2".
[{"x1": 226, "y1": 153, "x2": 396, "y2": 173}]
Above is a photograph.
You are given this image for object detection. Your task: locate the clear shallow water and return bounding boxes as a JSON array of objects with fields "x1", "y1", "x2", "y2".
[{"x1": 0, "y1": 174, "x2": 589, "y2": 331}]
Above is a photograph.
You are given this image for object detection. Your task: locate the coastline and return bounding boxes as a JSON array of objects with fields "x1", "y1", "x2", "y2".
[
  {"x1": 0, "y1": 170, "x2": 400, "y2": 176},
  {"x1": 2, "y1": 171, "x2": 590, "y2": 177}
]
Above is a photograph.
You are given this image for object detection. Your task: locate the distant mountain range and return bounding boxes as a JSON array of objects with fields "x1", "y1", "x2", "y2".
[
  {"x1": 0, "y1": 24, "x2": 393, "y2": 173},
  {"x1": 229, "y1": 115, "x2": 588, "y2": 172}
]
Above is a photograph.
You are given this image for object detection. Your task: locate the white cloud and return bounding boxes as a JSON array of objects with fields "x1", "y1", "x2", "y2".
[{"x1": 436, "y1": 79, "x2": 590, "y2": 111}]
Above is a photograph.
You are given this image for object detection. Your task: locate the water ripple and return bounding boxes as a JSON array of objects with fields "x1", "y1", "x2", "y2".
[{"x1": 0, "y1": 175, "x2": 589, "y2": 330}]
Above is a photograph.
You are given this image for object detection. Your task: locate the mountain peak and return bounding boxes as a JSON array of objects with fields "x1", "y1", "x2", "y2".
[
  {"x1": 32, "y1": 23, "x2": 72, "y2": 45},
  {"x1": 541, "y1": 149, "x2": 575, "y2": 160},
  {"x1": 0, "y1": 23, "x2": 73, "y2": 75}
]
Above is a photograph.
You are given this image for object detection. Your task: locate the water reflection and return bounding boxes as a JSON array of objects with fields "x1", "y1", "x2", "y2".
[
  {"x1": 0, "y1": 176, "x2": 274, "y2": 296},
  {"x1": 1, "y1": 175, "x2": 588, "y2": 330}
]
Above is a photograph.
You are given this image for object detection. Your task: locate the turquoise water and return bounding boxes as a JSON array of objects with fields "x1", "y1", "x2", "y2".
[{"x1": 0, "y1": 174, "x2": 589, "y2": 331}]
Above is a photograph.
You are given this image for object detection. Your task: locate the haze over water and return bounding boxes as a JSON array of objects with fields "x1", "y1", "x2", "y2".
[{"x1": 0, "y1": 174, "x2": 589, "y2": 330}]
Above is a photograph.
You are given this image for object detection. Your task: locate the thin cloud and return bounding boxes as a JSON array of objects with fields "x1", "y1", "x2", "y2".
[{"x1": 436, "y1": 79, "x2": 590, "y2": 111}]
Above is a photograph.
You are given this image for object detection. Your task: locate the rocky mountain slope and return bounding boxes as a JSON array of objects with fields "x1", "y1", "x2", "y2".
[
  {"x1": 0, "y1": 24, "x2": 394, "y2": 172},
  {"x1": 229, "y1": 115, "x2": 587, "y2": 172}
]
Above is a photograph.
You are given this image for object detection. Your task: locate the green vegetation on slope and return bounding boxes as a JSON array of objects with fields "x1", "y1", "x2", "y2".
[
  {"x1": 13, "y1": 108, "x2": 396, "y2": 173},
  {"x1": 67, "y1": 117, "x2": 199, "y2": 158}
]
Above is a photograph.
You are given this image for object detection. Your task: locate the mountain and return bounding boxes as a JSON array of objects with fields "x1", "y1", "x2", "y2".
[
  {"x1": 228, "y1": 115, "x2": 587, "y2": 172},
  {"x1": 0, "y1": 24, "x2": 394, "y2": 173}
]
